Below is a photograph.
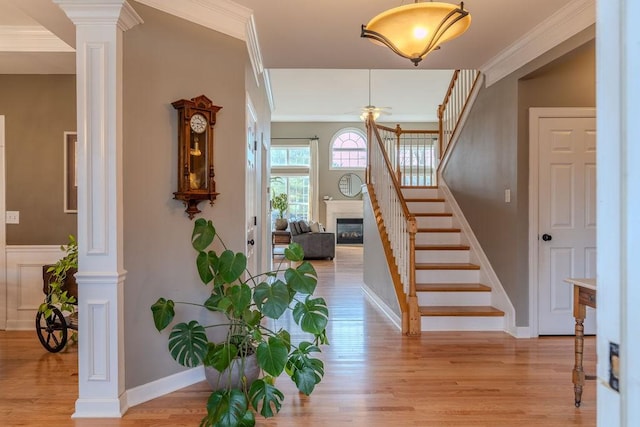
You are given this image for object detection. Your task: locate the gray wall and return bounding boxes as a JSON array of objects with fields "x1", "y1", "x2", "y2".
[
  {"x1": 443, "y1": 30, "x2": 595, "y2": 326},
  {"x1": 1, "y1": 74, "x2": 77, "y2": 245},
  {"x1": 272, "y1": 121, "x2": 437, "y2": 226},
  {"x1": 122, "y1": 3, "x2": 269, "y2": 388}
]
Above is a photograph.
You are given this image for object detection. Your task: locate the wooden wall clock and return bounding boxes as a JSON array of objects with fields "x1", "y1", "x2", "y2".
[{"x1": 172, "y1": 95, "x2": 222, "y2": 219}]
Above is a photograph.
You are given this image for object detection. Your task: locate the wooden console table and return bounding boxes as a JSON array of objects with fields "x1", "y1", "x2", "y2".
[
  {"x1": 564, "y1": 278, "x2": 596, "y2": 408},
  {"x1": 272, "y1": 230, "x2": 291, "y2": 251}
]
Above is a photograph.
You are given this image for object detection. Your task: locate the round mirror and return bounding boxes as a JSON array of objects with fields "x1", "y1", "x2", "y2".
[{"x1": 338, "y1": 173, "x2": 363, "y2": 198}]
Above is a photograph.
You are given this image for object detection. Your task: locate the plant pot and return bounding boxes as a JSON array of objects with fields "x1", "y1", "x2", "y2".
[
  {"x1": 274, "y1": 218, "x2": 288, "y2": 231},
  {"x1": 204, "y1": 353, "x2": 260, "y2": 392}
]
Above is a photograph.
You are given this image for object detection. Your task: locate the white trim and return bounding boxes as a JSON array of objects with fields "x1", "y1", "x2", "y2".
[
  {"x1": 0, "y1": 25, "x2": 75, "y2": 52},
  {"x1": 0, "y1": 116, "x2": 6, "y2": 330},
  {"x1": 126, "y1": 367, "x2": 205, "y2": 408},
  {"x1": 360, "y1": 283, "x2": 402, "y2": 330},
  {"x1": 245, "y1": 15, "x2": 263, "y2": 87},
  {"x1": 437, "y1": 179, "x2": 515, "y2": 334},
  {"x1": 263, "y1": 69, "x2": 274, "y2": 113},
  {"x1": 528, "y1": 107, "x2": 596, "y2": 338},
  {"x1": 481, "y1": 0, "x2": 595, "y2": 87},
  {"x1": 134, "y1": 0, "x2": 251, "y2": 41}
]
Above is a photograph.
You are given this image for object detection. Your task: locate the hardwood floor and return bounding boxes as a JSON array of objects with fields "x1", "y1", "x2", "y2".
[{"x1": 0, "y1": 246, "x2": 596, "y2": 426}]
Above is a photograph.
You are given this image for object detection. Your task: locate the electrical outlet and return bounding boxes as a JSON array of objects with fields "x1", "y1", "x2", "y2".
[{"x1": 5, "y1": 211, "x2": 19, "y2": 224}]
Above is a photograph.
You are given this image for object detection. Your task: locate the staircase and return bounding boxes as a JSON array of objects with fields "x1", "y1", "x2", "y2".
[{"x1": 403, "y1": 186, "x2": 504, "y2": 331}]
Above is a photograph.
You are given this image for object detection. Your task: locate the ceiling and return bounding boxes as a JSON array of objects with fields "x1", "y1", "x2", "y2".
[{"x1": 0, "y1": 0, "x2": 578, "y2": 122}]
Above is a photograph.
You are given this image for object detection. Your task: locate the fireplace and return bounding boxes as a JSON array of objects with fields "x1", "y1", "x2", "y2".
[{"x1": 336, "y1": 218, "x2": 364, "y2": 244}]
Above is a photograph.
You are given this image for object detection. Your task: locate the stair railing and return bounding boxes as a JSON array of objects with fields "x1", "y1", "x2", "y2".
[
  {"x1": 438, "y1": 69, "x2": 481, "y2": 160},
  {"x1": 366, "y1": 114, "x2": 420, "y2": 335}
]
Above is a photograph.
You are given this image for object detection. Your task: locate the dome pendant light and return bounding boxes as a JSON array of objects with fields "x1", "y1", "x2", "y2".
[{"x1": 361, "y1": 1, "x2": 471, "y2": 66}]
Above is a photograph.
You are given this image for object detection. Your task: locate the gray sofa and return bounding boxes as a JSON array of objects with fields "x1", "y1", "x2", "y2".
[{"x1": 289, "y1": 220, "x2": 335, "y2": 260}]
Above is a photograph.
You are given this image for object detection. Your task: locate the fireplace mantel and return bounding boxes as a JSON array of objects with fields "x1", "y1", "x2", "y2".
[{"x1": 324, "y1": 200, "x2": 363, "y2": 234}]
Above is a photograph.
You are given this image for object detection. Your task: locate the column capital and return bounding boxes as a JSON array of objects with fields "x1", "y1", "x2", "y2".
[{"x1": 54, "y1": 0, "x2": 143, "y2": 31}]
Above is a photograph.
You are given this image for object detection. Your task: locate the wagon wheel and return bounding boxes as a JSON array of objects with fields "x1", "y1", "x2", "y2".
[{"x1": 36, "y1": 306, "x2": 68, "y2": 353}]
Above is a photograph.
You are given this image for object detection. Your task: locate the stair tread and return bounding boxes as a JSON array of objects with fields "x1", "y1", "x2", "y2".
[
  {"x1": 405, "y1": 198, "x2": 445, "y2": 202},
  {"x1": 415, "y1": 263, "x2": 480, "y2": 270},
  {"x1": 415, "y1": 244, "x2": 470, "y2": 251},
  {"x1": 417, "y1": 228, "x2": 461, "y2": 233},
  {"x1": 419, "y1": 306, "x2": 504, "y2": 317},
  {"x1": 416, "y1": 283, "x2": 491, "y2": 292},
  {"x1": 412, "y1": 212, "x2": 453, "y2": 217}
]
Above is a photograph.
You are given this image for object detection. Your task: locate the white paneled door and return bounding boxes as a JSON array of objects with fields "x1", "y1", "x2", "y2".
[
  {"x1": 245, "y1": 99, "x2": 258, "y2": 277},
  {"x1": 537, "y1": 115, "x2": 597, "y2": 335}
]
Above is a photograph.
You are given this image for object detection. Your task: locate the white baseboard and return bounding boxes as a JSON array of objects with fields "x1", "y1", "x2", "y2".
[
  {"x1": 507, "y1": 326, "x2": 532, "y2": 338},
  {"x1": 126, "y1": 366, "x2": 204, "y2": 408},
  {"x1": 360, "y1": 284, "x2": 402, "y2": 330},
  {"x1": 72, "y1": 393, "x2": 128, "y2": 418}
]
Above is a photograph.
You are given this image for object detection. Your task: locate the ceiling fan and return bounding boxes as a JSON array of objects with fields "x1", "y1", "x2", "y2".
[{"x1": 359, "y1": 70, "x2": 391, "y2": 120}]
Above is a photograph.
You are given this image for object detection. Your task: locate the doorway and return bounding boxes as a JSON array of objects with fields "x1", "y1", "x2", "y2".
[{"x1": 529, "y1": 108, "x2": 596, "y2": 335}]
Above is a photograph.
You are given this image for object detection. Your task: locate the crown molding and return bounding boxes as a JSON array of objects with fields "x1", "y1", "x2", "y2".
[
  {"x1": 0, "y1": 26, "x2": 74, "y2": 52},
  {"x1": 263, "y1": 69, "x2": 274, "y2": 113},
  {"x1": 246, "y1": 14, "x2": 264, "y2": 87},
  {"x1": 481, "y1": 0, "x2": 595, "y2": 86},
  {"x1": 134, "y1": 0, "x2": 251, "y2": 41}
]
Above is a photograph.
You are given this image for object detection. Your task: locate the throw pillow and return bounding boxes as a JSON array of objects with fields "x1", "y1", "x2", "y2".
[
  {"x1": 290, "y1": 221, "x2": 301, "y2": 235},
  {"x1": 299, "y1": 220, "x2": 311, "y2": 233},
  {"x1": 309, "y1": 221, "x2": 320, "y2": 233},
  {"x1": 319, "y1": 223, "x2": 325, "y2": 232}
]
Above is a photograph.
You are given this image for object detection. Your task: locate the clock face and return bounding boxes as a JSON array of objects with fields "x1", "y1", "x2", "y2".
[{"x1": 190, "y1": 113, "x2": 207, "y2": 134}]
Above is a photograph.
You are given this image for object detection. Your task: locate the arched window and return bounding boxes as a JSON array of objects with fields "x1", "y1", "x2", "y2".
[{"x1": 330, "y1": 128, "x2": 367, "y2": 169}]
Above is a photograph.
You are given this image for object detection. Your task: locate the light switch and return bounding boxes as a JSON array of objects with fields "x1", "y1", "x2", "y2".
[
  {"x1": 504, "y1": 189, "x2": 511, "y2": 203},
  {"x1": 6, "y1": 211, "x2": 19, "y2": 224}
]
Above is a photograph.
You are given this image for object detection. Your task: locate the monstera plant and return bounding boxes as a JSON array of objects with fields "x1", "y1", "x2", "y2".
[{"x1": 151, "y1": 218, "x2": 329, "y2": 427}]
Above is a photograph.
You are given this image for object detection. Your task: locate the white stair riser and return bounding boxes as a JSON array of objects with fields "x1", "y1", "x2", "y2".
[
  {"x1": 416, "y1": 232, "x2": 461, "y2": 245},
  {"x1": 418, "y1": 291, "x2": 491, "y2": 306},
  {"x1": 415, "y1": 250, "x2": 470, "y2": 263},
  {"x1": 406, "y1": 201, "x2": 445, "y2": 213},
  {"x1": 416, "y1": 269, "x2": 479, "y2": 283},
  {"x1": 415, "y1": 216, "x2": 453, "y2": 228},
  {"x1": 402, "y1": 188, "x2": 439, "y2": 199},
  {"x1": 421, "y1": 316, "x2": 504, "y2": 332}
]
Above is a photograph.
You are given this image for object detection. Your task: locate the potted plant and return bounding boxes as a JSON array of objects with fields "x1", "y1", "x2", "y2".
[
  {"x1": 151, "y1": 218, "x2": 329, "y2": 427},
  {"x1": 38, "y1": 235, "x2": 78, "y2": 351},
  {"x1": 271, "y1": 192, "x2": 289, "y2": 230}
]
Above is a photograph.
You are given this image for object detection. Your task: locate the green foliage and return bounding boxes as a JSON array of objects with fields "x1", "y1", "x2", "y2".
[
  {"x1": 39, "y1": 235, "x2": 78, "y2": 339},
  {"x1": 151, "y1": 218, "x2": 329, "y2": 426},
  {"x1": 270, "y1": 193, "x2": 288, "y2": 219}
]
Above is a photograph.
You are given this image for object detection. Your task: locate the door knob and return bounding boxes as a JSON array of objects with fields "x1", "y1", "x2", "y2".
[
  {"x1": 247, "y1": 239, "x2": 255, "y2": 246},
  {"x1": 542, "y1": 234, "x2": 552, "y2": 241}
]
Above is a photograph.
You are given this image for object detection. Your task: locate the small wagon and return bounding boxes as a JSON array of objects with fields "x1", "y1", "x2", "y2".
[{"x1": 36, "y1": 266, "x2": 78, "y2": 353}]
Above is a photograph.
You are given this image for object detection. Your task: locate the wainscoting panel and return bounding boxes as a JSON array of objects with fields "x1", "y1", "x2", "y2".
[{"x1": 5, "y1": 246, "x2": 65, "y2": 330}]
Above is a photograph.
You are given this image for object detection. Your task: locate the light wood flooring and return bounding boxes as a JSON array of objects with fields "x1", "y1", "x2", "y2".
[{"x1": 0, "y1": 246, "x2": 596, "y2": 426}]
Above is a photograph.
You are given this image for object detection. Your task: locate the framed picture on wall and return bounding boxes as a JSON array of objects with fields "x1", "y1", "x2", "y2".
[{"x1": 64, "y1": 131, "x2": 78, "y2": 213}]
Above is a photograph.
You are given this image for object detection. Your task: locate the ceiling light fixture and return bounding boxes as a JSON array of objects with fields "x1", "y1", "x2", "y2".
[{"x1": 361, "y1": 1, "x2": 471, "y2": 67}]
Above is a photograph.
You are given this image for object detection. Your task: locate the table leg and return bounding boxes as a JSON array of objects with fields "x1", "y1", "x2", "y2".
[{"x1": 572, "y1": 316, "x2": 585, "y2": 407}]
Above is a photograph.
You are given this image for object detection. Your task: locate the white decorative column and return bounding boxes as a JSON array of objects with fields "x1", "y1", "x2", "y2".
[{"x1": 54, "y1": 0, "x2": 142, "y2": 418}]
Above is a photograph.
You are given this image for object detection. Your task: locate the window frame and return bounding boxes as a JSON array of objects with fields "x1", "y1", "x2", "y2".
[{"x1": 329, "y1": 127, "x2": 367, "y2": 170}]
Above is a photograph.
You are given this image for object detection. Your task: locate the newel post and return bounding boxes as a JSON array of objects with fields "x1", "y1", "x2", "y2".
[{"x1": 407, "y1": 216, "x2": 421, "y2": 336}]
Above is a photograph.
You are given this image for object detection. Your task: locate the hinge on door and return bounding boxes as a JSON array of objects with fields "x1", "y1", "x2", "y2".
[
  {"x1": 254, "y1": 216, "x2": 257, "y2": 226},
  {"x1": 254, "y1": 140, "x2": 257, "y2": 151}
]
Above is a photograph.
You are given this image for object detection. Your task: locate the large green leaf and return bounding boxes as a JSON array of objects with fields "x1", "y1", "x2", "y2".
[
  {"x1": 249, "y1": 378, "x2": 285, "y2": 418},
  {"x1": 292, "y1": 296, "x2": 329, "y2": 335},
  {"x1": 192, "y1": 218, "x2": 215, "y2": 251},
  {"x1": 218, "y1": 250, "x2": 247, "y2": 284},
  {"x1": 252, "y1": 280, "x2": 290, "y2": 319},
  {"x1": 256, "y1": 337, "x2": 288, "y2": 376},
  {"x1": 227, "y1": 283, "x2": 252, "y2": 317},
  {"x1": 203, "y1": 343, "x2": 238, "y2": 372},
  {"x1": 196, "y1": 251, "x2": 214, "y2": 284},
  {"x1": 203, "y1": 389, "x2": 250, "y2": 427},
  {"x1": 284, "y1": 262, "x2": 317, "y2": 294},
  {"x1": 150, "y1": 298, "x2": 174, "y2": 331},
  {"x1": 283, "y1": 242, "x2": 304, "y2": 261},
  {"x1": 204, "y1": 290, "x2": 224, "y2": 312},
  {"x1": 168, "y1": 321, "x2": 208, "y2": 367},
  {"x1": 285, "y1": 343, "x2": 324, "y2": 395}
]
